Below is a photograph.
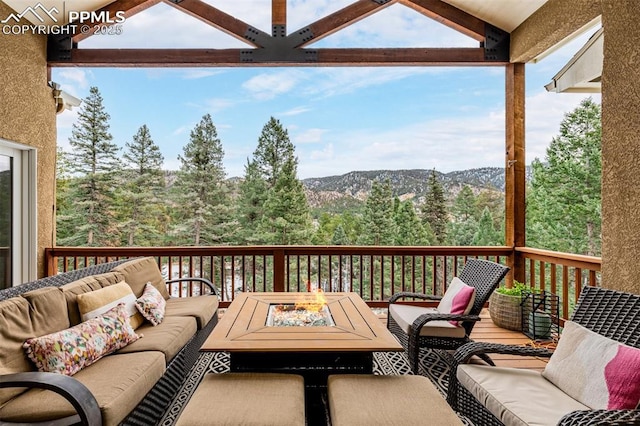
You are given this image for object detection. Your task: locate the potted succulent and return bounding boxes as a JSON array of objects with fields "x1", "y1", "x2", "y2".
[{"x1": 488, "y1": 281, "x2": 528, "y2": 331}]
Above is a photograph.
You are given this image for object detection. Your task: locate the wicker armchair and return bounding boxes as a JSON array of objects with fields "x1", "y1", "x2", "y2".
[
  {"x1": 387, "y1": 258, "x2": 509, "y2": 374},
  {"x1": 447, "y1": 286, "x2": 640, "y2": 426}
]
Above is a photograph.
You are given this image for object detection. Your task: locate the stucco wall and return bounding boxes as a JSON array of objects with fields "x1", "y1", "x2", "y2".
[
  {"x1": 601, "y1": 1, "x2": 640, "y2": 294},
  {"x1": 0, "y1": 2, "x2": 57, "y2": 278}
]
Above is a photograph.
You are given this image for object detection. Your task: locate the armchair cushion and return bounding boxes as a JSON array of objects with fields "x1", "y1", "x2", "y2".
[
  {"x1": 437, "y1": 277, "x2": 475, "y2": 325},
  {"x1": 388, "y1": 304, "x2": 466, "y2": 338},
  {"x1": 458, "y1": 364, "x2": 589, "y2": 426},
  {"x1": 542, "y1": 321, "x2": 640, "y2": 410},
  {"x1": 23, "y1": 304, "x2": 139, "y2": 376}
]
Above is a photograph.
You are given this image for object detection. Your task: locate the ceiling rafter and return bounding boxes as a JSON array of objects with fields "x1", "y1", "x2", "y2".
[
  {"x1": 49, "y1": 47, "x2": 503, "y2": 67},
  {"x1": 48, "y1": 0, "x2": 510, "y2": 67},
  {"x1": 398, "y1": 0, "x2": 487, "y2": 42},
  {"x1": 163, "y1": 0, "x2": 269, "y2": 48},
  {"x1": 290, "y1": 0, "x2": 397, "y2": 48},
  {"x1": 72, "y1": 0, "x2": 161, "y2": 43}
]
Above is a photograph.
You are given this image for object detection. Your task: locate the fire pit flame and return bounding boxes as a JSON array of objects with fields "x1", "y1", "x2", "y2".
[{"x1": 267, "y1": 290, "x2": 334, "y2": 327}]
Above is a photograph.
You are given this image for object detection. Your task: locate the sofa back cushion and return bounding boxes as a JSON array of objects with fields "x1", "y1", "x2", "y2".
[
  {"x1": 111, "y1": 257, "x2": 170, "y2": 300},
  {"x1": 61, "y1": 272, "x2": 124, "y2": 325},
  {"x1": 0, "y1": 288, "x2": 69, "y2": 404},
  {"x1": 77, "y1": 281, "x2": 144, "y2": 329},
  {"x1": 542, "y1": 321, "x2": 640, "y2": 410}
]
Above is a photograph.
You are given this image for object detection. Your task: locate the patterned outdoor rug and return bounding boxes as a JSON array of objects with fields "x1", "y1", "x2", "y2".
[{"x1": 160, "y1": 349, "x2": 472, "y2": 425}]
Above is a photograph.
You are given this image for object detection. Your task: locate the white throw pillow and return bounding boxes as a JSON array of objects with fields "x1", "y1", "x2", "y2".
[{"x1": 436, "y1": 277, "x2": 476, "y2": 325}]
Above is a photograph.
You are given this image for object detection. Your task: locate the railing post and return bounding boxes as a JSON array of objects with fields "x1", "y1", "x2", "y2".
[
  {"x1": 505, "y1": 62, "x2": 526, "y2": 287},
  {"x1": 273, "y1": 249, "x2": 285, "y2": 292},
  {"x1": 45, "y1": 249, "x2": 57, "y2": 277}
]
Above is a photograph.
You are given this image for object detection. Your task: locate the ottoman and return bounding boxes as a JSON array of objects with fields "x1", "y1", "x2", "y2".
[
  {"x1": 176, "y1": 372, "x2": 306, "y2": 425},
  {"x1": 328, "y1": 374, "x2": 463, "y2": 426}
]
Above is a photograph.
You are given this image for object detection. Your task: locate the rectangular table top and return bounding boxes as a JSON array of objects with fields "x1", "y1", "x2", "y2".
[{"x1": 201, "y1": 292, "x2": 403, "y2": 353}]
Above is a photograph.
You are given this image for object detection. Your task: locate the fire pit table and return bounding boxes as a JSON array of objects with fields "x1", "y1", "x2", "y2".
[{"x1": 201, "y1": 292, "x2": 403, "y2": 385}]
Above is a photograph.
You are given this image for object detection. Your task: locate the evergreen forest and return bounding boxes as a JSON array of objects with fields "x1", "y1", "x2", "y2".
[{"x1": 56, "y1": 87, "x2": 602, "y2": 258}]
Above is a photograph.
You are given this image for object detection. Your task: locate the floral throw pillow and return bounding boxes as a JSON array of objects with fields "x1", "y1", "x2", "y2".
[
  {"x1": 23, "y1": 303, "x2": 139, "y2": 376},
  {"x1": 135, "y1": 282, "x2": 166, "y2": 326}
]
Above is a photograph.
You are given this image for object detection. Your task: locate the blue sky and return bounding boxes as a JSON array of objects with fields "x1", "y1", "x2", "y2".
[{"x1": 53, "y1": 1, "x2": 601, "y2": 179}]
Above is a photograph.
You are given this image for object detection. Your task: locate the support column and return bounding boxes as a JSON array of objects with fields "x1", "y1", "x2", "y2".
[
  {"x1": 505, "y1": 63, "x2": 526, "y2": 285},
  {"x1": 601, "y1": 0, "x2": 640, "y2": 293}
]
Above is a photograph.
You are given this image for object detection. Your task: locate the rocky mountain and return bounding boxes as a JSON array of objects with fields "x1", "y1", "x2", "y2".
[{"x1": 302, "y1": 167, "x2": 530, "y2": 210}]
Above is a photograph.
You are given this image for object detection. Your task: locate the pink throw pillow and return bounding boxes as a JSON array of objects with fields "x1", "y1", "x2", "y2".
[{"x1": 437, "y1": 277, "x2": 476, "y2": 326}]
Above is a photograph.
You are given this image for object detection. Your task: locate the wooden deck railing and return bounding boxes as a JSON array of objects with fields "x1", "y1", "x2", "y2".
[
  {"x1": 44, "y1": 246, "x2": 602, "y2": 315},
  {"x1": 45, "y1": 246, "x2": 510, "y2": 307},
  {"x1": 515, "y1": 247, "x2": 601, "y2": 319}
]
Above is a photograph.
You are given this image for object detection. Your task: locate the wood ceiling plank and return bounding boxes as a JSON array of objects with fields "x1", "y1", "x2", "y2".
[
  {"x1": 163, "y1": 0, "x2": 269, "y2": 48},
  {"x1": 50, "y1": 47, "x2": 503, "y2": 67},
  {"x1": 291, "y1": 0, "x2": 397, "y2": 48},
  {"x1": 72, "y1": 0, "x2": 161, "y2": 43},
  {"x1": 399, "y1": 0, "x2": 487, "y2": 42}
]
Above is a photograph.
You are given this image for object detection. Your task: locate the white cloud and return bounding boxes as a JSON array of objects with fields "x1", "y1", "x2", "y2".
[
  {"x1": 55, "y1": 69, "x2": 90, "y2": 93},
  {"x1": 182, "y1": 69, "x2": 224, "y2": 80},
  {"x1": 242, "y1": 70, "x2": 306, "y2": 100},
  {"x1": 294, "y1": 128, "x2": 327, "y2": 144},
  {"x1": 204, "y1": 98, "x2": 237, "y2": 113},
  {"x1": 279, "y1": 106, "x2": 311, "y2": 116}
]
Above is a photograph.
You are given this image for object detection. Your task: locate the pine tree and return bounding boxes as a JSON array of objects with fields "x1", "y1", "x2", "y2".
[
  {"x1": 253, "y1": 117, "x2": 296, "y2": 186},
  {"x1": 472, "y1": 207, "x2": 502, "y2": 245},
  {"x1": 117, "y1": 125, "x2": 166, "y2": 245},
  {"x1": 236, "y1": 160, "x2": 268, "y2": 244},
  {"x1": 359, "y1": 179, "x2": 396, "y2": 245},
  {"x1": 58, "y1": 86, "x2": 121, "y2": 246},
  {"x1": 527, "y1": 98, "x2": 602, "y2": 255},
  {"x1": 260, "y1": 157, "x2": 313, "y2": 244},
  {"x1": 331, "y1": 224, "x2": 350, "y2": 245},
  {"x1": 422, "y1": 169, "x2": 448, "y2": 244},
  {"x1": 448, "y1": 185, "x2": 479, "y2": 245},
  {"x1": 395, "y1": 200, "x2": 430, "y2": 245},
  {"x1": 171, "y1": 114, "x2": 233, "y2": 245},
  {"x1": 240, "y1": 117, "x2": 313, "y2": 244}
]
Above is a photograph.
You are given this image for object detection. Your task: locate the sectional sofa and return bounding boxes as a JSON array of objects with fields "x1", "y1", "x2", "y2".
[{"x1": 0, "y1": 257, "x2": 219, "y2": 426}]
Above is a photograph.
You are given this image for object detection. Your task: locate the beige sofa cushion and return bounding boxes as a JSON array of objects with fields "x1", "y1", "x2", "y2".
[
  {"x1": 0, "y1": 351, "x2": 165, "y2": 426},
  {"x1": 61, "y1": 272, "x2": 124, "y2": 325},
  {"x1": 457, "y1": 364, "x2": 589, "y2": 426},
  {"x1": 111, "y1": 257, "x2": 170, "y2": 300},
  {"x1": 389, "y1": 304, "x2": 466, "y2": 338},
  {"x1": 177, "y1": 373, "x2": 305, "y2": 426},
  {"x1": 76, "y1": 281, "x2": 144, "y2": 329},
  {"x1": 116, "y1": 315, "x2": 197, "y2": 363},
  {"x1": 164, "y1": 295, "x2": 218, "y2": 329},
  {"x1": 328, "y1": 374, "x2": 462, "y2": 426},
  {"x1": 0, "y1": 288, "x2": 69, "y2": 405}
]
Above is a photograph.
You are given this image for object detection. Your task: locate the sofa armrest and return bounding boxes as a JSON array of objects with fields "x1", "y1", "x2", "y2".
[
  {"x1": 558, "y1": 408, "x2": 640, "y2": 425},
  {"x1": 446, "y1": 342, "x2": 553, "y2": 409},
  {"x1": 166, "y1": 277, "x2": 219, "y2": 296},
  {"x1": 0, "y1": 372, "x2": 101, "y2": 426}
]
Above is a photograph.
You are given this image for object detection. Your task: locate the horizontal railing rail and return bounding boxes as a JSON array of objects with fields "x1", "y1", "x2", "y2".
[
  {"x1": 45, "y1": 246, "x2": 511, "y2": 308},
  {"x1": 515, "y1": 247, "x2": 602, "y2": 320}
]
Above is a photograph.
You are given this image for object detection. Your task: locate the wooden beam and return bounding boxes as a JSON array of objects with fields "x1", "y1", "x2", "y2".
[
  {"x1": 399, "y1": 0, "x2": 486, "y2": 42},
  {"x1": 49, "y1": 47, "x2": 502, "y2": 67},
  {"x1": 163, "y1": 0, "x2": 268, "y2": 48},
  {"x1": 291, "y1": 0, "x2": 397, "y2": 48},
  {"x1": 72, "y1": 0, "x2": 161, "y2": 43},
  {"x1": 505, "y1": 63, "x2": 526, "y2": 285},
  {"x1": 272, "y1": 0, "x2": 286, "y2": 27}
]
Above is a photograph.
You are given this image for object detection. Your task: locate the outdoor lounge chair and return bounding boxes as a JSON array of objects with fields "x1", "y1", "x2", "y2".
[
  {"x1": 387, "y1": 258, "x2": 509, "y2": 373},
  {"x1": 447, "y1": 286, "x2": 640, "y2": 426}
]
